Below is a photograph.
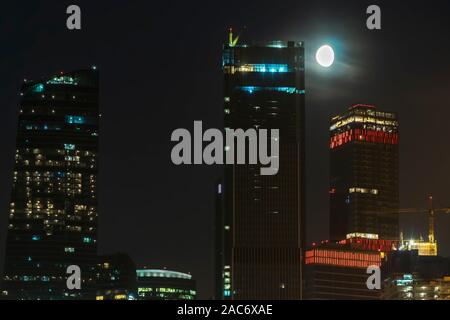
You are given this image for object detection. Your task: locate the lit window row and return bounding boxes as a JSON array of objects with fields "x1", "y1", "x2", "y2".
[{"x1": 349, "y1": 187, "x2": 378, "y2": 195}]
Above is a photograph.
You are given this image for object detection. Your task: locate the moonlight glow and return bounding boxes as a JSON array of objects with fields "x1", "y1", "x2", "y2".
[{"x1": 316, "y1": 45, "x2": 335, "y2": 67}]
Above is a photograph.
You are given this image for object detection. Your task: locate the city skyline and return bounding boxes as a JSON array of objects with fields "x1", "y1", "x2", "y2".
[{"x1": 1, "y1": 1, "x2": 450, "y2": 299}]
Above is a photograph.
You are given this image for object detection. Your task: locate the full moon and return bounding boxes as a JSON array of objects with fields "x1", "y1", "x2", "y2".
[{"x1": 316, "y1": 45, "x2": 335, "y2": 67}]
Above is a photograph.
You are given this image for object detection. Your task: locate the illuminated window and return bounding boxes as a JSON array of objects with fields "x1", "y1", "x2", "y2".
[
  {"x1": 235, "y1": 64, "x2": 289, "y2": 73},
  {"x1": 64, "y1": 144, "x2": 76, "y2": 150},
  {"x1": 32, "y1": 83, "x2": 45, "y2": 93},
  {"x1": 47, "y1": 76, "x2": 78, "y2": 85},
  {"x1": 66, "y1": 116, "x2": 85, "y2": 124},
  {"x1": 83, "y1": 237, "x2": 93, "y2": 243},
  {"x1": 236, "y1": 86, "x2": 305, "y2": 95}
]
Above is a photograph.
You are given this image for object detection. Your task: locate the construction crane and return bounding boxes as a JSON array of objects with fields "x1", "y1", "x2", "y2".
[
  {"x1": 364, "y1": 196, "x2": 450, "y2": 256},
  {"x1": 380, "y1": 196, "x2": 450, "y2": 243}
]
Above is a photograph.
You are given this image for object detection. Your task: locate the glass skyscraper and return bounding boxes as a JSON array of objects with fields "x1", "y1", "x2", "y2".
[
  {"x1": 217, "y1": 39, "x2": 306, "y2": 299},
  {"x1": 2, "y1": 69, "x2": 99, "y2": 299},
  {"x1": 329, "y1": 104, "x2": 399, "y2": 241}
]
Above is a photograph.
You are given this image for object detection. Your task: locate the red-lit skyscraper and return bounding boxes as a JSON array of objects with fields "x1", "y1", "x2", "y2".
[{"x1": 329, "y1": 104, "x2": 399, "y2": 241}]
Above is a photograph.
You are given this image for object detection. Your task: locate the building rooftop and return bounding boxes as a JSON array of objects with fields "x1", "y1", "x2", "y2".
[
  {"x1": 136, "y1": 269, "x2": 192, "y2": 280},
  {"x1": 231, "y1": 40, "x2": 304, "y2": 48}
]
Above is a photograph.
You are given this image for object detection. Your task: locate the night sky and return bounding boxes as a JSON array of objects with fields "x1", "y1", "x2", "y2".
[{"x1": 1, "y1": 1, "x2": 450, "y2": 299}]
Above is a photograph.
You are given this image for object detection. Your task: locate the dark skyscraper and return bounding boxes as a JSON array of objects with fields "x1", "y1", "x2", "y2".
[
  {"x1": 2, "y1": 69, "x2": 99, "y2": 299},
  {"x1": 329, "y1": 104, "x2": 399, "y2": 241},
  {"x1": 218, "y1": 35, "x2": 306, "y2": 299}
]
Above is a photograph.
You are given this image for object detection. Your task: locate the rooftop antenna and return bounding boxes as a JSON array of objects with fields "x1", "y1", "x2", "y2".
[{"x1": 229, "y1": 27, "x2": 240, "y2": 47}]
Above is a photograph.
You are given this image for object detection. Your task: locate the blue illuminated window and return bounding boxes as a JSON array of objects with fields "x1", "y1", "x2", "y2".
[
  {"x1": 32, "y1": 83, "x2": 45, "y2": 93},
  {"x1": 31, "y1": 235, "x2": 40, "y2": 241},
  {"x1": 66, "y1": 115, "x2": 85, "y2": 124},
  {"x1": 83, "y1": 237, "x2": 93, "y2": 243},
  {"x1": 55, "y1": 171, "x2": 65, "y2": 178},
  {"x1": 236, "y1": 86, "x2": 305, "y2": 95},
  {"x1": 64, "y1": 144, "x2": 76, "y2": 150}
]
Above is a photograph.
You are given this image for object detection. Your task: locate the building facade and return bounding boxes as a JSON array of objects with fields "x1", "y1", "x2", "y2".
[
  {"x1": 329, "y1": 104, "x2": 399, "y2": 241},
  {"x1": 384, "y1": 274, "x2": 450, "y2": 300},
  {"x1": 219, "y1": 37, "x2": 306, "y2": 299},
  {"x1": 2, "y1": 69, "x2": 99, "y2": 299},
  {"x1": 304, "y1": 233, "x2": 396, "y2": 300},
  {"x1": 382, "y1": 250, "x2": 450, "y2": 299},
  {"x1": 95, "y1": 253, "x2": 137, "y2": 300},
  {"x1": 136, "y1": 268, "x2": 196, "y2": 300}
]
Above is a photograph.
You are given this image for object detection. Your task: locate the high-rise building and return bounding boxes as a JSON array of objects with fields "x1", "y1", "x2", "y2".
[
  {"x1": 95, "y1": 253, "x2": 137, "y2": 300},
  {"x1": 218, "y1": 35, "x2": 306, "y2": 299},
  {"x1": 214, "y1": 180, "x2": 226, "y2": 300},
  {"x1": 329, "y1": 104, "x2": 399, "y2": 241},
  {"x1": 304, "y1": 233, "x2": 397, "y2": 300},
  {"x1": 136, "y1": 268, "x2": 196, "y2": 300},
  {"x1": 2, "y1": 69, "x2": 99, "y2": 299}
]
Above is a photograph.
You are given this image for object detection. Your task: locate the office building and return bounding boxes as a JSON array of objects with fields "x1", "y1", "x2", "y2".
[
  {"x1": 219, "y1": 33, "x2": 306, "y2": 299},
  {"x1": 2, "y1": 69, "x2": 99, "y2": 299},
  {"x1": 329, "y1": 104, "x2": 399, "y2": 240},
  {"x1": 304, "y1": 233, "x2": 397, "y2": 299}
]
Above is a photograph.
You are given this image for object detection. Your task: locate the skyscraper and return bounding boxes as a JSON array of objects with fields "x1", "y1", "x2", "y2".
[
  {"x1": 2, "y1": 69, "x2": 99, "y2": 299},
  {"x1": 218, "y1": 36, "x2": 306, "y2": 299},
  {"x1": 329, "y1": 104, "x2": 399, "y2": 241}
]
